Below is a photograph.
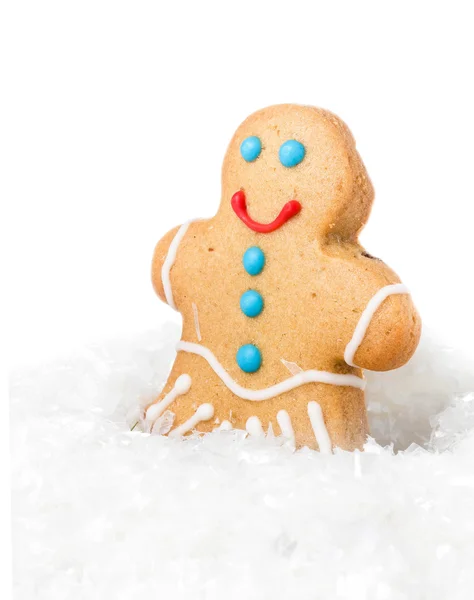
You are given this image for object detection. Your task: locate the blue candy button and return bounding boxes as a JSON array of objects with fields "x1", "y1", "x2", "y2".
[
  {"x1": 279, "y1": 139, "x2": 305, "y2": 168},
  {"x1": 236, "y1": 344, "x2": 262, "y2": 373},
  {"x1": 243, "y1": 246, "x2": 265, "y2": 276},
  {"x1": 240, "y1": 136, "x2": 262, "y2": 162},
  {"x1": 240, "y1": 290, "x2": 264, "y2": 318}
]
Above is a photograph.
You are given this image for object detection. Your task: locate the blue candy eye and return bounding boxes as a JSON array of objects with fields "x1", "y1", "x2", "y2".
[
  {"x1": 240, "y1": 136, "x2": 262, "y2": 162},
  {"x1": 279, "y1": 140, "x2": 305, "y2": 168}
]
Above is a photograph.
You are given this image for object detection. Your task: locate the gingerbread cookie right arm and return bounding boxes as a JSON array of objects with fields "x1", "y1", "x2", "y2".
[
  {"x1": 151, "y1": 225, "x2": 182, "y2": 306},
  {"x1": 344, "y1": 285, "x2": 421, "y2": 372}
]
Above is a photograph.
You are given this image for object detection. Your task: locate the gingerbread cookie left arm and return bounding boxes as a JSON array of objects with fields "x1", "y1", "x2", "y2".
[
  {"x1": 151, "y1": 225, "x2": 181, "y2": 306},
  {"x1": 344, "y1": 284, "x2": 422, "y2": 372}
]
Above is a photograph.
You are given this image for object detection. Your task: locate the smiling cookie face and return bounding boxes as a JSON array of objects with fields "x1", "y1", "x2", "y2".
[{"x1": 220, "y1": 104, "x2": 374, "y2": 240}]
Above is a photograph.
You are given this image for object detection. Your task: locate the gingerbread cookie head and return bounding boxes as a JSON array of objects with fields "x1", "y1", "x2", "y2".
[
  {"x1": 219, "y1": 104, "x2": 374, "y2": 240},
  {"x1": 148, "y1": 104, "x2": 421, "y2": 451}
]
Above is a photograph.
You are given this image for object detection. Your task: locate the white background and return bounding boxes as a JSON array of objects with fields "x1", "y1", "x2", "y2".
[{"x1": 4, "y1": 1, "x2": 474, "y2": 367}]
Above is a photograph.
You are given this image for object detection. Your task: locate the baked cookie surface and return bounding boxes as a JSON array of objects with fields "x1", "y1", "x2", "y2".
[{"x1": 146, "y1": 104, "x2": 421, "y2": 451}]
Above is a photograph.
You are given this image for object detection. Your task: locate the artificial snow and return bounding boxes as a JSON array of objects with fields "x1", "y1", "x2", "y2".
[{"x1": 10, "y1": 324, "x2": 474, "y2": 599}]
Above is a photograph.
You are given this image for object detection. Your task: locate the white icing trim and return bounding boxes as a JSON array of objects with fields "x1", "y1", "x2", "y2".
[
  {"x1": 277, "y1": 410, "x2": 295, "y2": 446},
  {"x1": 176, "y1": 341, "x2": 365, "y2": 400},
  {"x1": 218, "y1": 420, "x2": 232, "y2": 431},
  {"x1": 246, "y1": 416, "x2": 264, "y2": 437},
  {"x1": 151, "y1": 410, "x2": 175, "y2": 435},
  {"x1": 169, "y1": 403, "x2": 214, "y2": 438},
  {"x1": 161, "y1": 221, "x2": 193, "y2": 310},
  {"x1": 344, "y1": 283, "x2": 410, "y2": 367},
  {"x1": 192, "y1": 302, "x2": 202, "y2": 341},
  {"x1": 307, "y1": 402, "x2": 332, "y2": 454},
  {"x1": 267, "y1": 422, "x2": 275, "y2": 438},
  {"x1": 281, "y1": 358, "x2": 303, "y2": 376},
  {"x1": 145, "y1": 374, "x2": 191, "y2": 422}
]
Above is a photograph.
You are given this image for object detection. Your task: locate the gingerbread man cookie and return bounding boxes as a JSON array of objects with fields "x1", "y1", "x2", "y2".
[{"x1": 146, "y1": 104, "x2": 421, "y2": 451}]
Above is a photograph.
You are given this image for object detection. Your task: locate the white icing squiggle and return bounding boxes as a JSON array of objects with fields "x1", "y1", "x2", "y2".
[
  {"x1": 169, "y1": 403, "x2": 214, "y2": 438},
  {"x1": 146, "y1": 374, "x2": 192, "y2": 422},
  {"x1": 344, "y1": 283, "x2": 410, "y2": 367},
  {"x1": 277, "y1": 410, "x2": 295, "y2": 446},
  {"x1": 307, "y1": 401, "x2": 332, "y2": 454},
  {"x1": 176, "y1": 341, "x2": 365, "y2": 399},
  {"x1": 192, "y1": 302, "x2": 202, "y2": 341},
  {"x1": 161, "y1": 221, "x2": 194, "y2": 310},
  {"x1": 246, "y1": 416, "x2": 264, "y2": 437}
]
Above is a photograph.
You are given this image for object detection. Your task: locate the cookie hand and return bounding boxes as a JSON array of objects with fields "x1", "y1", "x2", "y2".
[
  {"x1": 347, "y1": 292, "x2": 421, "y2": 372},
  {"x1": 151, "y1": 225, "x2": 181, "y2": 305}
]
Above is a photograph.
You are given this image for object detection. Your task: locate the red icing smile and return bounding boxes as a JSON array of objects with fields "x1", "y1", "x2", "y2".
[{"x1": 231, "y1": 190, "x2": 301, "y2": 233}]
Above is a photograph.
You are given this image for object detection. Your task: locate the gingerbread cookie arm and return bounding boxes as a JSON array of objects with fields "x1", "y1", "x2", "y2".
[
  {"x1": 345, "y1": 285, "x2": 421, "y2": 371},
  {"x1": 151, "y1": 224, "x2": 183, "y2": 307}
]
